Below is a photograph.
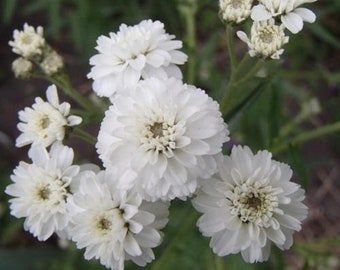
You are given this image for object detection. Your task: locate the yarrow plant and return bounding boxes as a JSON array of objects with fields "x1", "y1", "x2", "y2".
[
  {"x1": 193, "y1": 146, "x2": 308, "y2": 263},
  {"x1": 4, "y1": 1, "x2": 325, "y2": 269},
  {"x1": 87, "y1": 19, "x2": 188, "y2": 99},
  {"x1": 16, "y1": 84, "x2": 82, "y2": 148},
  {"x1": 6, "y1": 142, "x2": 79, "y2": 241}
]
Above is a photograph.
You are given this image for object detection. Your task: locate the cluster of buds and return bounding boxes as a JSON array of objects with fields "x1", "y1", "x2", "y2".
[
  {"x1": 219, "y1": 0, "x2": 316, "y2": 59},
  {"x1": 9, "y1": 23, "x2": 64, "y2": 78}
]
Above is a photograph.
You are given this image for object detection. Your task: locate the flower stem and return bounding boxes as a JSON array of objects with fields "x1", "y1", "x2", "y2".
[
  {"x1": 215, "y1": 256, "x2": 225, "y2": 270},
  {"x1": 71, "y1": 127, "x2": 97, "y2": 145},
  {"x1": 219, "y1": 56, "x2": 264, "y2": 116},
  {"x1": 271, "y1": 121, "x2": 340, "y2": 154},
  {"x1": 51, "y1": 72, "x2": 97, "y2": 112},
  {"x1": 177, "y1": 0, "x2": 197, "y2": 84},
  {"x1": 226, "y1": 24, "x2": 237, "y2": 72}
]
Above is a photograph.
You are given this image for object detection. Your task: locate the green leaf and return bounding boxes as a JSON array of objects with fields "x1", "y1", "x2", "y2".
[
  {"x1": 308, "y1": 23, "x2": 340, "y2": 49},
  {"x1": 2, "y1": 0, "x2": 18, "y2": 24},
  {"x1": 224, "y1": 79, "x2": 269, "y2": 122}
]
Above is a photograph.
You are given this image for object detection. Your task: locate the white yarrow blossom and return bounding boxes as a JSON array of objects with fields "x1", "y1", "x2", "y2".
[
  {"x1": 219, "y1": 0, "x2": 254, "y2": 24},
  {"x1": 16, "y1": 84, "x2": 82, "y2": 148},
  {"x1": 12, "y1": 57, "x2": 33, "y2": 78},
  {"x1": 237, "y1": 19, "x2": 289, "y2": 59},
  {"x1": 193, "y1": 145, "x2": 308, "y2": 263},
  {"x1": 251, "y1": 0, "x2": 317, "y2": 34},
  {"x1": 96, "y1": 77, "x2": 229, "y2": 201},
  {"x1": 5, "y1": 143, "x2": 80, "y2": 241},
  {"x1": 9, "y1": 23, "x2": 45, "y2": 58},
  {"x1": 87, "y1": 19, "x2": 188, "y2": 98},
  {"x1": 69, "y1": 169, "x2": 169, "y2": 270}
]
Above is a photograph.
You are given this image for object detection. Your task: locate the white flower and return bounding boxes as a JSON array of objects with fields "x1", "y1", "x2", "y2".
[
  {"x1": 12, "y1": 57, "x2": 33, "y2": 78},
  {"x1": 16, "y1": 84, "x2": 82, "y2": 148},
  {"x1": 87, "y1": 19, "x2": 188, "y2": 99},
  {"x1": 9, "y1": 23, "x2": 45, "y2": 58},
  {"x1": 219, "y1": 0, "x2": 254, "y2": 24},
  {"x1": 251, "y1": 0, "x2": 317, "y2": 34},
  {"x1": 96, "y1": 77, "x2": 229, "y2": 201},
  {"x1": 5, "y1": 142, "x2": 80, "y2": 241},
  {"x1": 68, "y1": 169, "x2": 169, "y2": 270},
  {"x1": 40, "y1": 50, "x2": 64, "y2": 75},
  {"x1": 237, "y1": 19, "x2": 289, "y2": 59},
  {"x1": 192, "y1": 145, "x2": 308, "y2": 263}
]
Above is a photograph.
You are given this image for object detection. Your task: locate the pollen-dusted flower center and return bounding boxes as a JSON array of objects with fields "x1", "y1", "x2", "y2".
[
  {"x1": 230, "y1": 0, "x2": 242, "y2": 8},
  {"x1": 228, "y1": 182, "x2": 280, "y2": 227},
  {"x1": 41, "y1": 115, "x2": 51, "y2": 129},
  {"x1": 98, "y1": 217, "x2": 113, "y2": 231},
  {"x1": 37, "y1": 186, "x2": 51, "y2": 200},
  {"x1": 21, "y1": 34, "x2": 33, "y2": 45},
  {"x1": 150, "y1": 122, "x2": 164, "y2": 138},
  {"x1": 245, "y1": 194, "x2": 262, "y2": 209},
  {"x1": 34, "y1": 178, "x2": 71, "y2": 205},
  {"x1": 141, "y1": 115, "x2": 180, "y2": 157},
  {"x1": 95, "y1": 208, "x2": 127, "y2": 236},
  {"x1": 259, "y1": 28, "x2": 274, "y2": 44}
]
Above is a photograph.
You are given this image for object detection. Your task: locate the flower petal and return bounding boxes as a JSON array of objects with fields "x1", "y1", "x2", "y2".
[
  {"x1": 281, "y1": 13, "x2": 304, "y2": 34},
  {"x1": 294, "y1": 7, "x2": 316, "y2": 23},
  {"x1": 251, "y1": 5, "x2": 273, "y2": 21}
]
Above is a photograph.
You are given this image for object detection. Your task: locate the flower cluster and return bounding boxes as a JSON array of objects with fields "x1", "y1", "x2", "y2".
[
  {"x1": 219, "y1": 0, "x2": 316, "y2": 59},
  {"x1": 9, "y1": 23, "x2": 64, "y2": 78},
  {"x1": 6, "y1": 16, "x2": 311, "y2": 270}
]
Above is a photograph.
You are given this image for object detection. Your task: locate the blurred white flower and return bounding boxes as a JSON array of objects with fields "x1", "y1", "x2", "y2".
[
  {"x1": 237, "y1": 19, "x2": 289, "y2": 59},
  {"x1": 9, "y1": 23, "x2": 45, "y2": 58},
  {"x1": 96, "y1": 77, "x2": 229, "y2": 201},
  {"x1": 193, "y1": 145, "x2": 308, "y2": 263},
  {"x1": 16, "y1": 84, "x2": 82, "y2": 148},
  {"x1": 5, "y1": 143, "x2": 79, "y2": 241},
  {"x1": 40, "y1": 50, "x2": 64, "y2": 75},
  {"x1": 251, "y1": 0, "x2": 317, "y2": 34},
  {"x1": 87, "y1": 19, "x2": 188, "y2": 99},
  {"x1": 219, "y1": 0, "x2": 254, "y2": 24},
  {"x1": 12, "y1": 57, "x2": 33, "y2": 79},
  {"x1": 69, "y1": 169, "x2": 169, "y2": 270}
]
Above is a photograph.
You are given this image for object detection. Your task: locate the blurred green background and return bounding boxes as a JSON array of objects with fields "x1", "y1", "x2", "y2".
[{"x1": 0, "y1": 0, "x2": 340, "y2": 269}]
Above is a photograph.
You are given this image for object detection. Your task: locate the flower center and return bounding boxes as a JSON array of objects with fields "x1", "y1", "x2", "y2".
[
  {"x1": 141, "y1": 117, "x2": 179, "y2": 157},
  {"x1": 98, "y1": 217, "x2": 113, "y2": 231},
  {"x1": 40, "y1": 115, "x2": 51, "y2": 129},
  {"x1": 35, "y1": 178, "x2": 70, "y2": 205},
  {"x1": 228, "y1": 182, "x2": 279, "y2": 227},
  {"x1": 259, "y1": 28, "x2": 274, "y2": 44},
  {"x1": 96, "y1": 209, "x2": 127, "y2": 236},
  {"x1": 21, "y1": 34, "x2": 33, "y2": 45},
  {"x1": 245, "y1": 195, "x2": 262, "y2": 209},
  {"x1": 230, "y1": 0, "x2": 242, "y2": 8},
  {"x1": 37, "y1": 186, "x2": 51, "y2": 200},
  {"x1": 150, "y1": 122, "x2": 164, "y2": 138}
]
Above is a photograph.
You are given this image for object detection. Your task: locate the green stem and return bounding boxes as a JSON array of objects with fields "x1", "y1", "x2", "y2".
[
  {"x1": 271, "y1": 121, "x2": 340, "y2": 154},
  {"x1": 182, "y1": 2, "x2": 197, "y2": 84},
  {"x1": 226, "y1": 24, "x2": 237, "y2": 72},
  {"x1": 71, "y1": 127, "x2": 97, "y2": 145},
  {"x1": 215, "y1": 256, "x2": 225, "y2": 270},
  {"x1": 219, "y1": 57, "x2": 263, "y2": 116},
  {"x1": 53, "y1": 73, "x2": 97, "y2": 111},
  {"x1": 38, "y1": 71, "x2": 98, "y2": 113},
  {"x1": 234, "y1": 59, "x2": 265, "y2": 86}
]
